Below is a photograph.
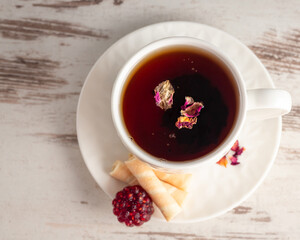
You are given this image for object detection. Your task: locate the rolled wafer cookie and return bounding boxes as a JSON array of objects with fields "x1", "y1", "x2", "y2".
[
  {"x1": 153, "y1": 169, "x2": 192, "y2": 191},
  {"x1": 125, "y1": 156, "x2": 182, "y2": 221},
  {"x1": 110, "y1": 160, "x2": 188, "y2": 207},
  {"x1": 110, "y1": 160, "x2": 138, "y2": 185},
  {"x1": 128, "y1": 154, "x2": 192, "y2": 191},
  {"x1": 162, "y1": 182, "x2": 187, "y2": 208}
]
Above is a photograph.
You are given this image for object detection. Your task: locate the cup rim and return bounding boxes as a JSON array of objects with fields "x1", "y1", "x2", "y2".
[{"x1": 111, "y1": 36, "x2": 247, "y2": 170}]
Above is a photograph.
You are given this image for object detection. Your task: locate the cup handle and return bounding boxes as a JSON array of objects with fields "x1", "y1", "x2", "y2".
[{"x1": 246, "y1": 89, "x2": 292, "y2": 120}]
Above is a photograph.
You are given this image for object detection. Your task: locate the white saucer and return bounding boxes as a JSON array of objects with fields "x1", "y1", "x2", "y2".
[{"x1": 76, "y1": 21, "x2": 281, "y2": 223}]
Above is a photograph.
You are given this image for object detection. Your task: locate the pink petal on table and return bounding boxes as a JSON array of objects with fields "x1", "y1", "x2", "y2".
[
  {"x1": 235, "y1": 147, "x2": 245, "y2": 156},
  {"x1": 229, "y1": 155, "x2": 240, "y2": 165},
  {"x1": 231, "y1": 140, "x2": 239, "y2": 151}
]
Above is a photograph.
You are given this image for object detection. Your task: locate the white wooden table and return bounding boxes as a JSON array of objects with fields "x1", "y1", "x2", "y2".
[{"x1": 1, "y1": 0, "x2": 299, "y2": 239}]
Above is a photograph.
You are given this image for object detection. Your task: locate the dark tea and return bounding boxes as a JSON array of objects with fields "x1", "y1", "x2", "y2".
[{"x1": 122, "y1": 46, "x2": 239, "y2": 161}]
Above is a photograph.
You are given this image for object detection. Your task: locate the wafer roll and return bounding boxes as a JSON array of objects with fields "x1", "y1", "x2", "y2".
[
  {"x1": 161, "y1": 182, "x2": 188, "y2": 207},
  {"x1": 110, "y1": 160, "x2": 188, "y2": 207},
  {"x1": 125, "y1": 156, "x2": 182, "y2": 221},
  {"x1": 153, "y1": 170, "x2": 192, "y2": 191},
  {"x1": 128, "y1": 155, "x2": 192, "y2": 191},
  {"x1": 110, "y1": 160, "x2": 138, "y2": 185}
]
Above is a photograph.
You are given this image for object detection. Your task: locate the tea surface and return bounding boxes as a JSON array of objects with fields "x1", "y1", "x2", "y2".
[{"x1": 122, "y1": 47, "x2": 238, "y2": 161}]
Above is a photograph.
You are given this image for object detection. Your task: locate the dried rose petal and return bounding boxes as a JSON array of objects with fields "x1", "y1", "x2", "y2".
[
  {"x1": 181, "y1": 96, "x2": 194, "y2": 110},
  {"x1": 154, "y1": 80, "x2": 175, "y2": 110},
  {"x1": 231, "y1": 162, "x2": 240, "y2": 166},
  {"x1": 235, "y1": 147, "x2": 245, "y2": 156},
  {"x1": 180, "y1": 96, "x2": 204, "y2": 117},
  {"x1": 176, "y1": 96, "x2": 204, "y2": 129},
  {"x1": 216, "y1": 140, "x2": 245, "y2": 167},
  {"x1": 154, "y1": 92, "x2": 161, "y2": 104},
  {"x1": 216, "y1": 156, "x2": 228, "y2": 168},
  {"x1": 168, "y1": 95, "x2": 173, "y2": 105},
  {"x1": 231, "y1": 140, "x2": 239, "y2": 151},
  {"x1": 175, "y1": 116, "x2": 197, "y2": 129},
  {"x1": 181, "y1": 101, "x2": 204, "y2": 118},
  {"x1": 229, "y1": 155, "x2": 240, "y2": 165}
]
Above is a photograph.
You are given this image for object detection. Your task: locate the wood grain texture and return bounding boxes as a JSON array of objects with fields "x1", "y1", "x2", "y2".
[
  {"x1": 33, "y1": 0, "x2": 104, "y2": 9},
  {"x1": 0, "y1": 0, "x2": 299, "y2": 239},
  {"x1": 283, "y1": 106, "x2": 300, "y2": 131},
  {"x1": 0, "y1": 56, "x2": 69, "y2": 104},
  {"x1": 250, "y1": 29, "x2": 300, "y2": 75},
  {"x1": 32, "y1": 0, "x2": 124, "y2": 8},
  {"x1": 0, "y1": 18, "x2": 109, "y2": 40}
]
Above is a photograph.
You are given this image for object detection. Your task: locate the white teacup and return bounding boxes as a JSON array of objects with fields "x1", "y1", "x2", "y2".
[{"x1": 111, "y1": 37, "x2": 291, "y2": 171}]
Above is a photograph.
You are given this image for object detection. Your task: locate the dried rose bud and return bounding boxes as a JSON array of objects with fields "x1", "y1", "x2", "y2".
[
  {"x1": 175, "y1": 96, "x2": 204, "y2": 129},
  {"x1": 175, "y1": 116, "x2": 197, "y2": 129},
  {"x1": 181, "y1": 101, "x2": 204, "y2": 118},
  {"x1": 154, "y1": 80, "x2": 175, "y2": 110},
  {"x1": 181, "y1": 96, "x2": 194, "y2": 110}
]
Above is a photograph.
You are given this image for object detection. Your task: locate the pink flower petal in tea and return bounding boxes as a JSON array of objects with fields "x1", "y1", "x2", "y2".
[
  {"x1": 154, "y1": 80, "x2": 175, "y2": 110},
  {"x1": 176, "y1": 96, "x2": 204, "y2": 129},
  {"x1": 231, "y1": 140, "x2": 239, "y2": 151},
  {"x1": 175, "y1": 116, "x2": 197, "y2": 129},
  {"x1": 181, "y1": 101, "x2": 204, "y2": 118},
  {"x1": 154, "y1": 92, "x2": 161, "y2": 104},
  {"x1": 181, "y1": 96, "x2": 194, "y2": 110}
]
